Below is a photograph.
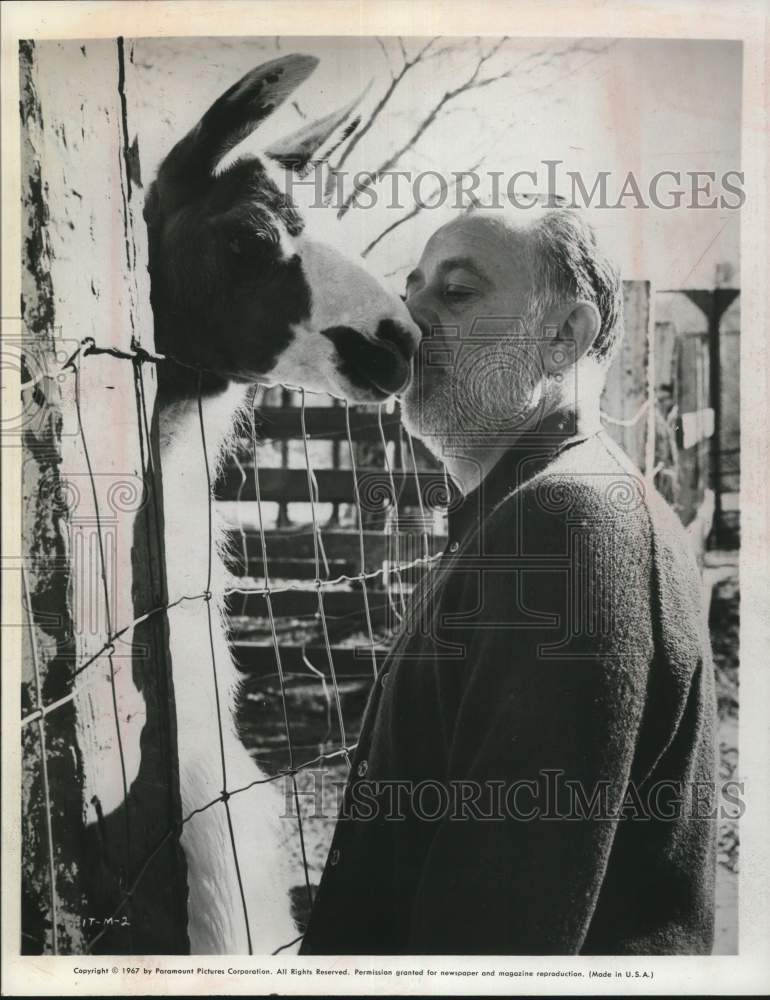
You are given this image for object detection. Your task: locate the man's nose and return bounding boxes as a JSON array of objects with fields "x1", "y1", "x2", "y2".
[
  {"x1": 375, "y1": 318, "x2": 421, "y2": 360},
  {"x1": 405, "y1": 298, "x2": 440, "y2": 341}
]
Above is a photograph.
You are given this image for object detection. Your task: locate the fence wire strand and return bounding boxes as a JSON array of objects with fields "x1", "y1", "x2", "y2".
[
  {"x1": 73, "y1": 352, "x2": 133, "y2": 917},
  {"x1": 23, "y1": 340, "x2": 446, "y2": 956},
  {"x1": 344, "y1": 401, "x2": 379, "y2": 679},
  {"x1": 300, "y1": 388, "x2": 349, "y2": 758},
  {"x1": 403, "y1": 425, "x2": 431, "y2": 561},
  {"x1": 197, "y1": 372, "x2": 253, "y2": 955},
  {"x1": 247, "y1": 395, "x2": 315, "y2": 917},
  {"x1": 377, "y1": 404, "x2": 407, "y2": 625}
]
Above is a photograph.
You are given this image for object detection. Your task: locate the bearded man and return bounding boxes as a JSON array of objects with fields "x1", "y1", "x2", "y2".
[{"x1": 299, "y1": 206, "x2": 717, "y2": 955}]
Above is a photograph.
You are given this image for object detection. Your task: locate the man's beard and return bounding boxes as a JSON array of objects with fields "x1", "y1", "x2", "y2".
[
  {"x1": 400, "y1": 344, "x2": 546, "y2": 462},
  {"x1": 400, "y1": 366, "x2": 457, "y2": 460}
]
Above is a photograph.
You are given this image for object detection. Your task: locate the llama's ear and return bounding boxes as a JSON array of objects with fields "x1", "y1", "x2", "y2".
[
  {"x1": 156, "y1": 54, "x2": 318, "y2": 208},
  {"x1": 264, "y1": 83, "x2": 369, "y2": 172}
]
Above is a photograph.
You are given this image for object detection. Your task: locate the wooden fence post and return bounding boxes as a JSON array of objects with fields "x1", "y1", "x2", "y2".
[
  {"x1": 20, "y1": 37, "x2": 188, "y2": 955},
  {"x1": 601, "y1": 280, "x2": 652, "y2": 472}
]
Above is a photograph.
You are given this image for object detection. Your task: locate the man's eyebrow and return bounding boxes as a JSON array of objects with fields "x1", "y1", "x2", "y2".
[{"x1": 437, "y1": 257, "x2": 491, "y2": 283}]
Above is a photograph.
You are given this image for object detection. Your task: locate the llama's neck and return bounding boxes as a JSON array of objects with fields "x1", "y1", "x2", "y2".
[
  {"x1": 157, "y1": 380, "x2": 248, "y2": 601},
  {"x1": 154, "y1": 377, "x2": 297, "y2": 956}
]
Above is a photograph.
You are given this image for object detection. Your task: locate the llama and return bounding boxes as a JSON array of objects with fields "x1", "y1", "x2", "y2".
[{"x1": 143, "y1": 54, "x2": 420, "y2": 954}]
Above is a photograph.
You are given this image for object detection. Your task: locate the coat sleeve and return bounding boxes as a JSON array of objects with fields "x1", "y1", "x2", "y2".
[{"x1": 407, "y1": 492, "x2": 656, "y2": 954}]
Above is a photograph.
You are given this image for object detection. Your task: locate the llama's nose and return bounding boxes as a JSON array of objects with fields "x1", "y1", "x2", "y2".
[
  {"x1": 375, "y1": 318, "x2": 420, "y2": 361},
  {"x1": 320, "y1": 323, "x2": 414, "y2": 396}
]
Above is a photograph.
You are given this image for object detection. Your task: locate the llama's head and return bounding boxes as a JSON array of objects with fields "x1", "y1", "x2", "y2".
[{"x1": 145, "y1": 54, "x2": 420, "y2": 402}]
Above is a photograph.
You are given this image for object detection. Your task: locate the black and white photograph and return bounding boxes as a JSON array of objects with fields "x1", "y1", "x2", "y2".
[{"x1": 2, "y1": 1, "x2": 768, "y2": 996}]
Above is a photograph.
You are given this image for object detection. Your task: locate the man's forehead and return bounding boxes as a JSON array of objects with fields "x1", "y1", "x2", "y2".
[{"x1": 419, "y1": 212, "x2": 533, "y2": 275}]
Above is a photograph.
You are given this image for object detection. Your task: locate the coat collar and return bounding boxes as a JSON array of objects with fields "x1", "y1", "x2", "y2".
[{"x1": 445, "y1": 409, "x2": 598, "y2": 548}]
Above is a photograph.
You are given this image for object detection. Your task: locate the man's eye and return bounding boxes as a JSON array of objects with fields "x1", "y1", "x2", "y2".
[{"x1": 444, "y1": 283, "x2": 477, "y2": 301}]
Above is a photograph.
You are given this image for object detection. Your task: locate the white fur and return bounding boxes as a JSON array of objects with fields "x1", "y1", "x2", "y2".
[
  {"x1": 267, "y1": 234, "x2": 419, "y2": 398},
  {"x1": 160, "y1": 385, "x2": 296, "y2": 954}
]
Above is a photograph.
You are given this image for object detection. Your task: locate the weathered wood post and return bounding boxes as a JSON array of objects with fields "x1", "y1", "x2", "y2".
[
  {"x1": 20, "y1": 37, "x2": 188, "y2": 955},
  {"x1": 601, "y1": 280, "x2": 653, "y2": 472}
]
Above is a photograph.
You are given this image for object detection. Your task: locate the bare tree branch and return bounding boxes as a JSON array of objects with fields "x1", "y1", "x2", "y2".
[
  {"x1": 515, "y1": 40, "x2": 615, "y2": 97},
  {"x1": 338, "y1": 38, "x2": 613, "y2": 219},
  {"x1": 361, "y1": 155, "x2": 487, "y2": 258},
  {"x1": 422, "y1": 39, "x2": 469, "y2": 62},
  {"x1": 324, "y1": 35, "x2": 440, "y2": 197},
  {"x1": 337, "y1": 39, "x2": 515, "y2": 217},
  {"x1": 374, "y1": 36, "x2": 394, "y2": 80},
  {"x1": 358, "y1": 38, "x2": 598, "y2": 259},
  {"x1": 465, "y1": 36, "x2": 509, "y2": 86},
  {"x1": 361, "y1": 201, "x2": 424, "y2": 259}
]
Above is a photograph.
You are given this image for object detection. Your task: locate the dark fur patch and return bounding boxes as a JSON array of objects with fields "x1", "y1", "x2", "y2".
[
  {"x1": 321, "y1": 324, "x2": 412, "y2": 395},
  {"x1": 147, "y1": 158, "x2": 311, "y2": 401}
]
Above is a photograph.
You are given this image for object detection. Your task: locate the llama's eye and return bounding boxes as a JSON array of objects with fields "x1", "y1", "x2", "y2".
[
  {"x1": 227, "y1": 225, "x2": 279, "y2": 258},
  {"x1": 256, "y1": 225, "x2": 280, "y2": 245}
]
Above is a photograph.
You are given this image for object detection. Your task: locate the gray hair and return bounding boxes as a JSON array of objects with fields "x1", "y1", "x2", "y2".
[{"x1": 523, "y1": 207, "x2": 624, "y2": 365}]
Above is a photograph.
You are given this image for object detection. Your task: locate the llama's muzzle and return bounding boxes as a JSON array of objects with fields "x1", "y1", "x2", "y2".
[{"x1": 321, "y1": 321, "x2": 418, "y2": 396}]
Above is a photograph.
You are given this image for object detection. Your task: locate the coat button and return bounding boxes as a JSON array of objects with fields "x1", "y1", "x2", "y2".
[
  {"x1": 330, "y1": 848, "x2": 341, "y2": 866},
  {"x1": 449, "y1": 541, "x2": 459, "y2": 553},
  {"x1": 357, "y1": 760, "x2": 368, "y2": 777},
  {"x1": 381, "y1": 672, "x2": 389, "y2": 688}
]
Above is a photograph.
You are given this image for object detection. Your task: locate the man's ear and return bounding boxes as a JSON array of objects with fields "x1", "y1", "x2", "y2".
[{"x1": 543, "y1": 301, "x2": 601, "y2": 374}]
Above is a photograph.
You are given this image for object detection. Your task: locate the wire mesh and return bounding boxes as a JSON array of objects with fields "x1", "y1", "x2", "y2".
[
  {"x1": 20, "y1": 337, "x2": 446, "y2": 956},
  {"x1": 21, "y1": 329, "x2": 663, "y2": 955}
]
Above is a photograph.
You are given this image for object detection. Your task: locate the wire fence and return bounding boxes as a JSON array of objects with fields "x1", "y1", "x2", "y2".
[
  {"x1": 21, "y1": 275, "x2": 734, "y2": 956},
  {"x1": 21, "y1": 317, "x2": 673, "y2": 956},
  {"x1": 20, "y1": 336, "x2": 446, "y2": 956}
]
